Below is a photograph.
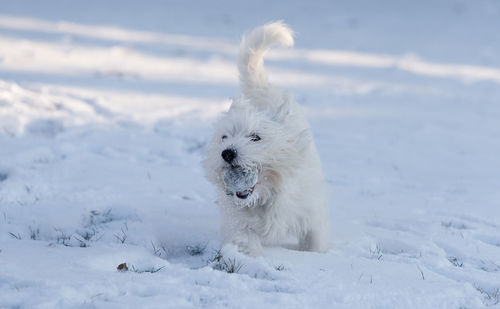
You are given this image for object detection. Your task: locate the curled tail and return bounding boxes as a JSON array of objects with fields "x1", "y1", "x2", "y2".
[{"x1": 238, "y1": 21, "x2": 294, "y2": 97}]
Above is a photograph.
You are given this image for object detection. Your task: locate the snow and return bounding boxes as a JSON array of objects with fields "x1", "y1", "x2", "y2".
[{"x1": 1, "y1": 0, "x2": 500, "y2": 308}]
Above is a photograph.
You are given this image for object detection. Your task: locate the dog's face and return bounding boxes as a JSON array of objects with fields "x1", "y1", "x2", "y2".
[{"x1": 204, "y1": 95, "x2": 311, "y2": 208}]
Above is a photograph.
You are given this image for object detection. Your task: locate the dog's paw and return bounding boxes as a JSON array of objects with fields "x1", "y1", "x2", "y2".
[
  {"x1": 232, "y1": 239, "x2": 262, "y2": 256},
  {"x1": 237, "y1": 243, "x2": 257, "y2": 256}
]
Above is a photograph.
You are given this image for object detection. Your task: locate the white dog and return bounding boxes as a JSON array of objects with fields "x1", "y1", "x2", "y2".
[{"x1": 204, "y1": 22, "x2": 330, "y2": 255}]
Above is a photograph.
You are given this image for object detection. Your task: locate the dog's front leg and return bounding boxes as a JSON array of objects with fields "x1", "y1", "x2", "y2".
[{"x1": 226, "y1": 227, "x2": 263, "y2": 256}]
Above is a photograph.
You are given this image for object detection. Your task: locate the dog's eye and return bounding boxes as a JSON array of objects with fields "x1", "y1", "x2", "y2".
[
  {"x1": 221, "y1": 135, "x2": 228, "y2": 140},
  {"x1": 249, "y1": 133, "x2": 261, "y2": 142}
]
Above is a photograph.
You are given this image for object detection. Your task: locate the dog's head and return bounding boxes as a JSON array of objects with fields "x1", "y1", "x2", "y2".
[{"x1": 204, "y1": 93, "x2": 311, "y2": 208}]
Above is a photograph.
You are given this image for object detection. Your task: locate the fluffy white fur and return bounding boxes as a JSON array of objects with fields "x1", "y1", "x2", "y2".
[{"x1": 204, "y1": 21, "x2": 330, "y2": 255}]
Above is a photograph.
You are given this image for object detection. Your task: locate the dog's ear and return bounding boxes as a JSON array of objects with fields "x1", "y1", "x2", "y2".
[{"x1": 272, "y1": 93, "x2": 292, "y2": 122}]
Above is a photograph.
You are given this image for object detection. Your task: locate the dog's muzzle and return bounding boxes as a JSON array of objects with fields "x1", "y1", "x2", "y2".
[{"x1": 222, "y1": 165, "x2": 258, "y2": 200}]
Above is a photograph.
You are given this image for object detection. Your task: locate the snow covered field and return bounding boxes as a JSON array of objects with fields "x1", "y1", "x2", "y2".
[{"x1": 1, "y1": 0, "x2": 500, "y2": 308}]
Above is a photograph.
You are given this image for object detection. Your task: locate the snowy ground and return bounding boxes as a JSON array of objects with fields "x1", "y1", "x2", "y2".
[{"x1": 1, "y1": 1, "x2": 500, "y2": 308}]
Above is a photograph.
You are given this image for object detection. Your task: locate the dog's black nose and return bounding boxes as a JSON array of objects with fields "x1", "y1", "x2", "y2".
[{"x1": 221, "y1": 149, "x2": 237, "y2": 163}]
